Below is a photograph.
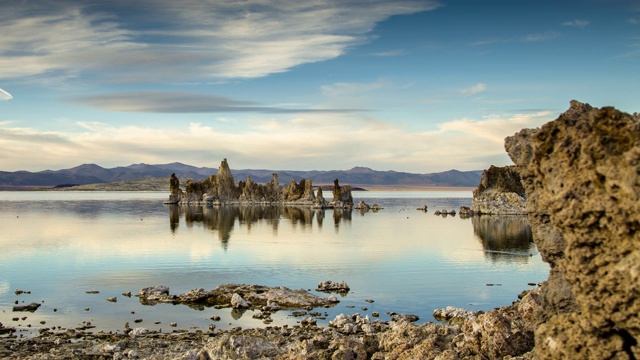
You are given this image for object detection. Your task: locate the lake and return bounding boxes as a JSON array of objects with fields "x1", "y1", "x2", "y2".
[{"x1": 0, "y1": 190, "x2": 548, "y2": 336}]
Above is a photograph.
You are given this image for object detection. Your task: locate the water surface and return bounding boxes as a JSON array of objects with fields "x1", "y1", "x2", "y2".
[{"x1": 0, "y1": 191, "x2": 548, "y2": 336}]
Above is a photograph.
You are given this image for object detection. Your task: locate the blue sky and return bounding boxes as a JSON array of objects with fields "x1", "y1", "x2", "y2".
[{"x1": 1, "y1": 0, "x2": 638, "y2": 173}]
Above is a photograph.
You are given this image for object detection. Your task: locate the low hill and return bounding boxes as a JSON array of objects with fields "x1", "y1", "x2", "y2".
[{"x1": 0, "y1": 162, "x2": 483, "y2": 189}]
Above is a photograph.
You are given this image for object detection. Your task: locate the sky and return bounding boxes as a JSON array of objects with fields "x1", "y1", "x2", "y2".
[{"x1": 1, "y1": 0, "x2": 639, "y2": 173}]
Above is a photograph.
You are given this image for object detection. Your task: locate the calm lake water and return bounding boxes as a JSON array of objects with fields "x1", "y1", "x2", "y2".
[{"x1": 0, "y1": 191, "x2": 548, "y2": 336}]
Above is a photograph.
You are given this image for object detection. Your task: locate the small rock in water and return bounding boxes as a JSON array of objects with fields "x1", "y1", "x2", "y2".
[
  {"x1": 12, "y1": 303, "x2": 41, "y2": 312},
  {"x1": 106, "y1": 297, "x2": 117, "y2": 302},
  {"x1": 390, "y1": 314, "x2": 420, "y2": 323},
  {"x1": 85, "y1": 290, "x2": 100, "y2": 294},
  {"x1": 14, "y1": 289, "x2": 31, "y2": 295},
  {"x1": 316, "y1": 280, "x2": 350, "y2": 293},
  {"x1": 139, "y1": 285, "x2": 170, "y2": 297}
]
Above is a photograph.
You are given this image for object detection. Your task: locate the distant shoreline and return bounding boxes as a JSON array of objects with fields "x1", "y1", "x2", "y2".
[{"x1": 0, "y1": 185, "x2": 476, "y2": 192}]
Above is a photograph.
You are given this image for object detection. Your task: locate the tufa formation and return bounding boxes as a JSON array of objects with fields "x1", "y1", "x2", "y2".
[{"x1": 165, "y1": 158, "x2": 352, "y2": 208}]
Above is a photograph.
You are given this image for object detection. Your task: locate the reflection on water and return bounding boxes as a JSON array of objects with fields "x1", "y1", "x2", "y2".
[
  {"x1": 472, "y1": 215, "x2": 535, "y2": 263},
  {"x1": 169, "y1": 205, "x2": 353, "y2": 247},
  {"x1": 0, "y1": 191, "x2": 549, "y2": 337}
]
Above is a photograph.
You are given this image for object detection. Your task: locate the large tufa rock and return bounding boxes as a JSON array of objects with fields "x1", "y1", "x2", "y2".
[
  {"x1": 166, "y1": 172, "x2": 183, "y2": 203},
  {"x1": 471, "y1": 165, "x2": 526, "y2": 214},
  {"x1": 506, "y1": 100, "x2": 640, "y2": 359},
  {"x1": 331, "y1": 179, "x2": 353, "y2": 208},
  {"x1": 214, "y1": 158, "x2": 237, "y2": 201}
]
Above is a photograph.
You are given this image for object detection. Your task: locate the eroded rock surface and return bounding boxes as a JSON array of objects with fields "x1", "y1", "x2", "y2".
[{"x1": 506, "y1": 100, "x2": 640, "y2": 359}]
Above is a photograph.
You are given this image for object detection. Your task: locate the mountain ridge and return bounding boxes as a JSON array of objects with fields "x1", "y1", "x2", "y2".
[{"x1": 0, "y1": 162, "x2": 483, "y2": 188}]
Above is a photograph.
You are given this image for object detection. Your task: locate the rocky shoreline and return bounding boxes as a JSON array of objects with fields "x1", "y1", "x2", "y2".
[{"x1": 1, "y1": 283, "x2": 543, "y2": 359}]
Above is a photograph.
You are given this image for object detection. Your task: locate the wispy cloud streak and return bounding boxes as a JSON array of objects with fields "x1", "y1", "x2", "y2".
[
  {"x1": 0, "y1": 88, "x2": 12, "y2": 100},
  {"x1": 0, "y1": 0, "x2": 439, "y2": 84},
  {"x1": 460, "y1": 83, "x2": 487, "y2": 96},
  {"x1": 71, "y1": 91, "x2": 365, "y2": 113}
]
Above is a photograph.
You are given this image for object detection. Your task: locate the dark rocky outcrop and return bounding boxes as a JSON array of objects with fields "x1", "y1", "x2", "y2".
[
  {"x1": 471, "y1": 165, "x2": 526, "y2": 214},
  {"x1": 506, "y1": 100, "x2": 640, "y2": 359}
]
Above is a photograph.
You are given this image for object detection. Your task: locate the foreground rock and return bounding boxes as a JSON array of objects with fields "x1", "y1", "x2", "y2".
[
  {"x1": 506, "y1": 100, "x2": 640, "y2": 358},
  {"x1": 0, "y1": 288, "x2": 544, "y2": 359},
  {"x1": 137, "y1": 283, "x2": 340, "y2": 310},
  {"x1": 471, "y1": 165, "x2": 526, "y2": 214}
]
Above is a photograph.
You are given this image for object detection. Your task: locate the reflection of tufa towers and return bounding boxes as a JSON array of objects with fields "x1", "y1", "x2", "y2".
[
  {"x1": 168, "y1": 204, "x2": 351, "y2": 249},
  {"x1": 165, "y1": 158, "x2": 353, "y2": 209},
  {"x1": 472, "y1": 215, "x2": 535, "y2": 263}
]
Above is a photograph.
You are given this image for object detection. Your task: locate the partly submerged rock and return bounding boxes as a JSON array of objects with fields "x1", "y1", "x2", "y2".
[
  {"x1": 316, "y1": 280, "x2": 350, "y2": 294},
  {"x1": 137, "y1": 283, "x2": 339, "y2": 309},
  {"x1": 12, "y1": 302, "x2": 41, "y2": 312},
  {"x1": 471, "y1": 165, "x2": 526, "y2": 215}
]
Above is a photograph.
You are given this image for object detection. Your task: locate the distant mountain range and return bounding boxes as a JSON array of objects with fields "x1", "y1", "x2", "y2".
[{"x1": 0, "y1": 162, "x2": 483, "y2": 188}]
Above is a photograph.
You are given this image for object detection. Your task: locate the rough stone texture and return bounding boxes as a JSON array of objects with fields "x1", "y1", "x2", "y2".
[
  {"x1": 471, "y1": 165, "x2": 527, "y2": 214},
  {"x1": 505, "y1": 100, "x2": 640, "y2": 359}
]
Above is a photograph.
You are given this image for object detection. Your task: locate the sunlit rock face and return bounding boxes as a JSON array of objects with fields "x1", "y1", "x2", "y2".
[
  {"x1": 506, "y1": 100, "x2": 640, "y2": 359},
  {"x1": 214, "y1": 158, "x2": 237, "y2": 201},
  {"x1": 471, "y1": 165, "x2": 526, "y2": 215}
]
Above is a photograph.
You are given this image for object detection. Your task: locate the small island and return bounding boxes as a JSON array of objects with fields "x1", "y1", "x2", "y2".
[{"x1": 164, "y1": 158, "x2": 354, "y2": 208}]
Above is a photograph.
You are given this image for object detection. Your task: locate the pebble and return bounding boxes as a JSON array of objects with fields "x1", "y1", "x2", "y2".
[{"x1": 107, "y1": 297, "x2": 117, "y2": 302}]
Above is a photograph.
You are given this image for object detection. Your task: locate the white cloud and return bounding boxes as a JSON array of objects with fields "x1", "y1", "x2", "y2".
[
  {"x1": 0, "y1": 111, "x2": 554, "y2": 173},
  {"x1": 460, "y1": 83, "x2": 487, "y2": 96},
  {"x1": 0, "y1": 88, "x2": 13, "y2": 100},
  {"x1": 321, "y1": 81, "x2": 386, "y2": 97},
  {"x1": 523, "y1": 31, "x2": 560, "y2": 42},
  {"x1": 628, "y1": 18, "x2": 640, "y2": 25},
  {"x1": 562, "y1": 19, "x2": 589, "y2": 28},
  {"x1": 0, "y1": 0, "x2": 439, "y2": 83},
  {"x1": 370, "y1": 49, "x2": 406, "y2": 57}
]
